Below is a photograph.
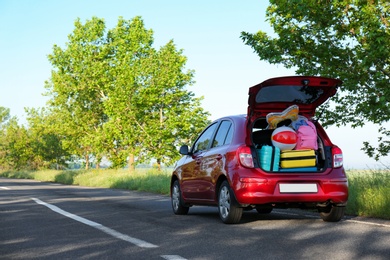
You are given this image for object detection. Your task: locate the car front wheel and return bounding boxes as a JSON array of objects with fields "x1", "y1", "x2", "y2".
[
  {"x1": 171, "y1": 180, "x2": 189, "y2": 215},
  {"x1": 319, "y1": 205, "x2": 345, "y2": 222},
  {"x1": 218, "y1": 180, "x2": 243, "y2": 224}
]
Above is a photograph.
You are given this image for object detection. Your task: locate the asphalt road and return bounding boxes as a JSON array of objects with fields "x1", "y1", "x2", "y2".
[{"x1": 1, "y1": 178, "x2": 389, "y2": 260}]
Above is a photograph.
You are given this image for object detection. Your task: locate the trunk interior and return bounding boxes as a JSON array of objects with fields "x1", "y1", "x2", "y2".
[{"x1": 251, "y1": 118, "x2": 331, "y2": 172}]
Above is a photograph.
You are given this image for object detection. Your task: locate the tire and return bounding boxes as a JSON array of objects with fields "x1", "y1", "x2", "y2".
[
  {"x1": 218, "y1": 181, "x2": 243, "y2": 224},
  {"x1": 255, "y1": 205, "x2": 273, "y2": 214},
  {"x1": 319, "y1": 205, "x2": 345, "y2": 222},
  {"x1": 171, "y1": 180, "x2": 189, "y2": 215}
]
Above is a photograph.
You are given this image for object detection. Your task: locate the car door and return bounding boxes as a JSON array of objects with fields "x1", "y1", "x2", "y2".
[
  {"x1": 199, "y1": 120, "x2": 234, "y2": 201},
  {"x1": 181, "y1": 122, "x2": 218, "y2": 200}
]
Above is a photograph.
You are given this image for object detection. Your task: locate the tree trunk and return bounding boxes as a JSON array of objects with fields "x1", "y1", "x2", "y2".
[
  {"x1": 157, "y1": 158, "x2": 161, "y2": 171},
  {"x1": 128, "y1": 153, "x2": 135, "y2": 172},
  {"x1": 85, "y1": 154, "x2": 89, "y2": 170},
  {"x1": 158, "y1": 107, "x2": 163, "y2": 172},
  {"x1": 95, "y1": 156, "x2": 101, "y2": 169}
]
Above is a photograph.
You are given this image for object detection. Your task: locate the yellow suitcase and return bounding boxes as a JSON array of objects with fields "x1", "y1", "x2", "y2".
[{"x1": 280, "y1": 149, "x2": 316, "y2": 168}]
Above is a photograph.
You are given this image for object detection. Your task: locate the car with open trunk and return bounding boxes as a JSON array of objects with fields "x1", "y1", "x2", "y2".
[{"x1": 170, "y1": 76, "x2": 348, "y2": 224}]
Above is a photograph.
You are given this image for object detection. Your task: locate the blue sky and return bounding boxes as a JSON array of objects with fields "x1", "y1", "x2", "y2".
[{"x1": 0, "y1": 0, "x2": 388, "y2": 168}]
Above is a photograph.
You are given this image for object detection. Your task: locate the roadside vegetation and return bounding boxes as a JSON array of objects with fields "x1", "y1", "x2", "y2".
[
  {"x1": 1, "y1": 168, "x2": 389, "y2": 220},
  {"x1": 0, "y1": 16, "x2": 209, "y2": 173},
  {"x1": 346, "y1": 169, "x2": 390, "y2": 220},
  {"x1": 0, "y1": 168, "x2": 171, "y2": 195}
]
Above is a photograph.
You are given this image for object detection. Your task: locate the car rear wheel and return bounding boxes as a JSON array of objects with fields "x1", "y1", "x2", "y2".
[
  {"x1": 171, "y1": 180, "x2": 189, "y2": 215},
  {"x1": 218, "y1": 181, "x2": 243, "y2": 224},
  {"x1": 319, "y1": 205, "x2": 345, "y2": 222}
]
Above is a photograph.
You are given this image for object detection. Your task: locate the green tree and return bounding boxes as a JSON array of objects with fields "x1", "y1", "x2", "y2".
[
  {"x1": 46, "y1": 16, "x2": 210, "y2": 170},
  {"x1": 0, "y1": 106, "x2": 11, "y2": 169},
  {"x1": 133, "y1": 41, "x2": 210, "y2": 169},
  {"x1": 0, "y1": 117, "x2": 32, "y2": 170},
  {"x1": 101, "y1": 16, "x2": 155, "y2": 170},
  {"x1": 241, "y1": 0, "x2": 390, "y2": 160},
  {"x1": 103, "y1": 17, "x2": 210, "y2": 170},
  {"x1": 25, "y1": 108, "x2": 69, "y2": 169},
  {"x1": 46, "y1": 17, "x2": 110, "y2": 169}
]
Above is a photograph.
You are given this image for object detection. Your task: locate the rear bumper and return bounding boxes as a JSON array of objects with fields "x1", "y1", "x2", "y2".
[{"x1": 231, "y1": 168, "x2": 348, "y2": 206}]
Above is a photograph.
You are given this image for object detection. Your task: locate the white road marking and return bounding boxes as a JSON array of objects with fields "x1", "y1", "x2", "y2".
[
  {"x1": 161, "y1": 255, "x2": 188, "y2": 260},
  {"x1": 346, "y1": 219, "x2": 390, "y2": 228},
  {"x1": 0, "y1": 187, "x2": 10, "y2": 190},
  {"x1": 31, "y1": 198, "x2": 158, "y2": 248}
]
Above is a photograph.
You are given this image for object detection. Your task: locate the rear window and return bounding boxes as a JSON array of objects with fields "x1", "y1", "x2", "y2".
[
  {"x1": 255, "y1": 85, "x2": 325, "y2": 104},
  {"x1": 212, "y1": 120, "x2": 233, "y2": 148}
]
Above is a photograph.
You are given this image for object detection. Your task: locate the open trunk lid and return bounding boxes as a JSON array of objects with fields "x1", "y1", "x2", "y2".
[{"x1": 247, "y1": 76, "x2": 342, "y2": 122}]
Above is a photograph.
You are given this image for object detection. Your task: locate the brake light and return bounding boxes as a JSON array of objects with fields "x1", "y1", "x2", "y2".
[
  {"x1": 237, "y1": 146, "x2": 254, "y2": 168},
  {"x1": 332, "y1": 146, "x2": 343, "y2": 168}
]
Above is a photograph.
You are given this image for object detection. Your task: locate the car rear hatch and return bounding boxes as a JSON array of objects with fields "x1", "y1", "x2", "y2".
[
  {"x1": 247, "y1": 76, "x2": 342, "y2": 125},
  {"x1": 246, "y1": 76, "x2": 343, "y2": 171}
]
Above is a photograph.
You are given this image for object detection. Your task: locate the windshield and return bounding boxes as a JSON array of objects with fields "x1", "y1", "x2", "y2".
[{"x1": 255, "y1": 85, "x2": 325, "y2": 105}]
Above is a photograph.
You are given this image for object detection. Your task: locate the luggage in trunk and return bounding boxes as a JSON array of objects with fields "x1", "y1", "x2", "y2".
[
  {"x1": 280, "y1": 149, "x2": 316, "y2": 168},
  {"x1": 257, "y1": 145, "x2": 280, "y2": 171}
]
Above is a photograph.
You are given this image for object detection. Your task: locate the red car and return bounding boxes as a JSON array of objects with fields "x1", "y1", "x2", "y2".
[{"x1": 170, "y1": 76, "x2": 348, "y2": 224}]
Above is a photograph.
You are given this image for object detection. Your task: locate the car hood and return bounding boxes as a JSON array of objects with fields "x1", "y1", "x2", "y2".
[{"x1": 247, "y1": 76, "x2": 342, "y2": 121}]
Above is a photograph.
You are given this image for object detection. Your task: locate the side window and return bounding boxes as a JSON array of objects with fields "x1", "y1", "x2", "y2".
[
  {"x1": 192, "y1": 123, "x2": 218, "y2": 154},
  {"x1": 212, "y1": 121, "x2": 233, "y2": 148}
]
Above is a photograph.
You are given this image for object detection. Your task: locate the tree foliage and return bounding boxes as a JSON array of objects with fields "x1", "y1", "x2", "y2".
[
  {"x1": 0, "y1": 107, "x2": 10, "y2": 125},
  {"x1": 0, "y1": 107, "x2": 30, "y2": 170},
  {"x1": 46, "y1": 17, "x2": 110, "y2": 169},
  {"x1": 0, "y1": 106, "x2": 68, "y2": 170},
  {"x1": 0, "y1": 116, "x2": 32, "y2": 170},
  {"x1": 241, "y1": 0, "x2": 390, "y2": 160},
  {"x1": 45, "y1": 16, "x2": 210, "y2": 170},
  {"x1": 25, "y1": 108, "x2": 69, "y2": 169},
  {"x1": 1, "y1": 17, "x2": 209, "y2": 171}
]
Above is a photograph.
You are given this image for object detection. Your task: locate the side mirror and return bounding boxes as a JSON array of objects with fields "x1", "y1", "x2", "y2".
[{"x1": 179, "y1": 145, "x2": 190, "y2": 155}]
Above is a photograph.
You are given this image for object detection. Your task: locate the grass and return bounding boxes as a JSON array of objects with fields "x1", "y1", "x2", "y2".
[
  {"x1": 1, "y1": 168, "x2": 389, "y2": 220},
  {"x1": 0, "y1": 168, "x2": 172, "y2": 195},
  {"x1": 345, "y1": 169, "x2": 390, "y2": 220}
]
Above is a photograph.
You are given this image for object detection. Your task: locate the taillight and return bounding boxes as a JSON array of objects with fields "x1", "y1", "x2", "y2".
[
  {"x1": 237, "y1": 146, "x2": 254, "y2": 168},
  {"x1": 332, "y1": 146, "x2": 343, "y2": 168}
]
